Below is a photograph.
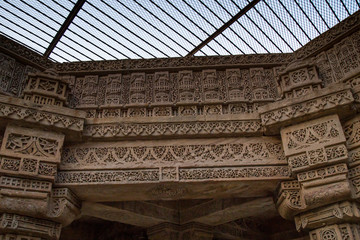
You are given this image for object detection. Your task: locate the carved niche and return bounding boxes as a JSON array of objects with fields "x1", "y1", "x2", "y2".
[
  {"x1": 80, "y1": 75, "x2": 98, "y2": 106},
  {"x1": 154, "y1": 72, "x2": 170, "y2": 103},
  {"x1": 178, "y1": 71, "x2": 195, "y2": 103},
  {"x1": 104, "y1": 74, "x2": 122, "y2": 105},
  {"x1": 226, "y1": 69, "x2": 244, "y2": 101},
  {"x1": 202, "y1": 70, "x2": 219, "y2": 101},
  {"x1": 129, "y1": 73, "x2": 146, "y2": 104}
]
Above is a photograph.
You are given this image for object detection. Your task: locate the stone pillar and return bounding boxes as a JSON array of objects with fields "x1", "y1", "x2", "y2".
[
  {"x1": 147, "y1": 223, "x2": 213, "y2": 240},
  {"x1": 277, "y1": 114, "x2": 360, "y2": 239},
  {"x1": 0, "y1": 70, "x2": 81, "y2": 239},
  {"x1": 147, "y1": 223, "x2": 180, "y2": 240},
  {"x1": 179, "y1": 223, "x2": 213, "y2": 240}
]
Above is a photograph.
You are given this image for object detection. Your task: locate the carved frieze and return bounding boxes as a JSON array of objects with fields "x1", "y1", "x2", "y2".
[
  {"x1": 83, "y1": 119, "x2": 262, "y2": 139},
  {"x1": 56, "y1": 166, "x2": 290, "y2": 185},
  {"x1": 55, "y1": 54, "x2": 294, "y2": 73},
  {"x1": 295, "y1": 201, "x2": 360, "y2": 231},
  {"x1": 60, "y1": 137, "x2": 286, "y2": 169}
]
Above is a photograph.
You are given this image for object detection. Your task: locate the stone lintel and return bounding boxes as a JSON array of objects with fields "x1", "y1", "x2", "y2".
[
  {"x1": 0, "y1": 94, "x2": 85, "y2": 137},
  {"x1": 81, "y1": 201, "x2": 178, "y2": 228},
  {"x1": 83, "y1": 115, "x2": 262, "y2": 139}
]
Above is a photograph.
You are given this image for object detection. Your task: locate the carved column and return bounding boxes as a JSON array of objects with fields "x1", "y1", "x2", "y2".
[
  {"x1": 277, "y1": 114, "x2": 360, "y2": 239},
  {"x1": 147, "y1": 223, "x2": 180, "y2": 240},
  {"x1": 0, "y1": 70, "x2": 81, "y2": 239},
  {"x1": 147, "y1": 223, "x2": 213, "y2": 240}
]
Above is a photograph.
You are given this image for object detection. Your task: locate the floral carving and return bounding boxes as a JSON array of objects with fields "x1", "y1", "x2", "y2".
[
  {"x1": 260, "y1": 88, "x2": 354, "y2": 127},
  {"x1": 60, "y1": 139, "x2": 286, "y2": 169},
  {"x1": 6, "y1": 134, "x2": 58, "y2": 158},
  {"x1": 56, "y1": 166, "x2": 290, "y2": 184}
]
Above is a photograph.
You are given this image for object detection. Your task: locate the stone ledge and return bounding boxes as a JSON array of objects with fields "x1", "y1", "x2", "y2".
[
  {"x1": 0, "y1": 94, "x2": 86, "y2": 136},
  {"x1": 259, "y1": 84, "x2": 355, "y2": 135},
  {"x1": 83, "y1": 114, "x2": 262, "y2": 139}
]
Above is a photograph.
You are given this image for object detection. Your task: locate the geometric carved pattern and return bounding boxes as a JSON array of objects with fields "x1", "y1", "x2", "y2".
[
  {"x1": 0, "y1": 99, "x2": 85, "y2": 132},
  {"x1": 56, "y1": 166, "x2": 290, "y2": 184},
  {"x1": 1, "y1": 125, "x2": 64, "y2": 163},
  {"x1": 0, "y1": 213, "x2": 61, "y2": 240},
  {"x1": 0, "y1": 175, "x2": 52, "y2": 193},
  {"x1": 83, "y1": 120, "x2": 262, "y2": 138},
  {"x1": 281, "y1": 115, "x2": 347, "y2": 172},
  {"x1": 60, "y1": 138, "x2": 286, "y2": 169},
  {"x1": 309, "y1": 223, "x2": 360, "y2": 240},
  {"x1": 0, "y1": 156, "x2": 57, "y2": 180},
  {"x1": 295, "y1": 201, "x2": 360, "y2": 231},
  {"x1": 260, "y1": 87, "x2": 354, "y2": 128},
  {"x1": 278, "y1": 65, "x2": 322, "y2": 99}
]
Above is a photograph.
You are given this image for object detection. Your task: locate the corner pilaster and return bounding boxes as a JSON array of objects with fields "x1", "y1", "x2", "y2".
[
  {"x1": 0, "y1": 69, "x2": 83, "y2": 240},
  {"x1": 277, "y1": 114, "x2": 360, "y2": 239}
]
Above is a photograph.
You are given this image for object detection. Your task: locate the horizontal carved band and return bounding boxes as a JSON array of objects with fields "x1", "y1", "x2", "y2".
[
  {"x1": 297, "y1": 163, "x2": 348, "y2": 183},
  {"x1": 0, "y1": 156, "x2": 57, "y2": 180},
  {"x1": 0, "y1": 95, "x2": 85, "y2": 132},
  {"x1": 295, "y1": 201, "x2": 360, "y2": 231},
  {"x1": 56, "y1": 166, "x2": 290, "y2": 185},
  {"x1": 0, "y1": 175, "x2": 52, "y2": 193},
  {"x1": 0, "y1": 213, "x2": 61, "y2": 240},
  {"x1": 83, "y1": 119, "x2": 262, "y2": 138},
  {"x1": 260, "y1": 85, "x2": 354, "y2": 133},
  {"x1": 60, "y1": 137, "x2": 286, "y2": 170}
]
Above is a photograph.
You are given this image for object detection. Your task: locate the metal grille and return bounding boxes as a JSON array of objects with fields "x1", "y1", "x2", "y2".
[{"x1": 1, "y1": 0, "x2": 359, "y2": 62}]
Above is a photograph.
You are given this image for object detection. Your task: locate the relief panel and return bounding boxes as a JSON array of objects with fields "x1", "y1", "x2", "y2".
[{"x1": 281, "y1": 115, "x2": 347, "y2": 172}]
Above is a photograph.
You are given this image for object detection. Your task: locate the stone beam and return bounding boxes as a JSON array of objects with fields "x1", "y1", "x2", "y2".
[
  {"x1": 81, "y1": 201, "x2": 178, "y2": 228},
  {"x1": 180, "y1": 197, "x2": 277, "y2": 226}
]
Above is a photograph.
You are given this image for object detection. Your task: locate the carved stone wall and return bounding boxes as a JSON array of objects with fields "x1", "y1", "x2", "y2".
[
  {"x1": 0, "y1": 10, "x2": 359, "y2": 240},
  {"x1": 0, "y1": 52, "x2": 38, "y2": 97}
]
